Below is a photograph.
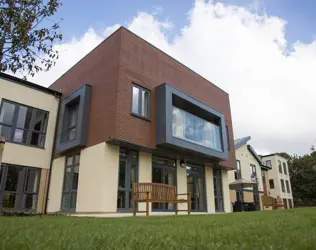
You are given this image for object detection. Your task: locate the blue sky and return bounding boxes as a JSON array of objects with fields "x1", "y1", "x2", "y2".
[
  {"x1": 56, "y1": 0, "x2": 316, "y2": 47},
  {"x1": 32, "y1": 0, "x2": 316, "y2": 155}
]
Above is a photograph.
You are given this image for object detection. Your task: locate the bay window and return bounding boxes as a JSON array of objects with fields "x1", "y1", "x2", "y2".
[{"x1": 172, "y1": 106, "x2": 222, "y2": 151}]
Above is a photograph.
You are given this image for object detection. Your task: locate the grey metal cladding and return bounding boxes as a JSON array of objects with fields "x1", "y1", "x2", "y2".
[
  {"x1": 155, "y1": 83, "x2": 228, "y2": 160},
  {"x1": 56, "y1": 84, "x2": 92, "y2": 154}
]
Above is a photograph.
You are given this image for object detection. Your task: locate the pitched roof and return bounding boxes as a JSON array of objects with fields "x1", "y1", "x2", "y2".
[
  {"x1": 234, "y1": 136, "x2": 251, "y2": 149},
  {"x1": 247, "y1": 145, "x2": 271, "y2": 169}
]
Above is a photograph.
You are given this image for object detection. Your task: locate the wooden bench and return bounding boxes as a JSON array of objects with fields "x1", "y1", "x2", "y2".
[{"x1": 132, "y1": 183, "x2": 191, "y2": 216}]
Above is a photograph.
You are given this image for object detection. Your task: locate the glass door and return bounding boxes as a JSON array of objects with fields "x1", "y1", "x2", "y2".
[
  {"x1": 152, "y1": 156, "x2": 176, "y2": 211},
  {"x1": 117, "y1": 149, "x2": 138, "y2": 211},
  {"x1": 213, "y1": 168, "x2": 224, "y2": 212},
  {"x1": 186, "y1": 164, "x2": 206, "y2": 212}
]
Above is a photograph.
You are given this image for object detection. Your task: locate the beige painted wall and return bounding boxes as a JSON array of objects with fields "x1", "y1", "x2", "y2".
[
  {"x1": 37, "y1": 168, "x2": 49, "y2": 213},
  {"x1": 138, "y1": 151, "x2": 152, "y2": 212},
  {"x1": 76, "y1": 142, "x2": 119, "y2": 212},
  {"x1": 205, "y1": 166, "x2": 215, "y2": 213},
  {"x1": 0, "y1": 78, "x2": 59, "y2": 169},
  {"x1": 176, "y1": 160, "x2": 188, "y2": 211},
  {"x1": 229, "y1": 144, "x2": 264, "y2": 192},
  {"x1": 47, "y1": 157, "x2": 65, "y2": 212},
  {"x1": 262, "y1": 155, "x2": 293, "y2": 201},
  {"x1": 243, "y1": 191, "x2": 254, "y2": 203},
  {"x1": 230, "y1": 190, "x2": 236, "y2": 203},
  {"x1": 222, "y1": 170, "x2": 232, "y2": 213}
]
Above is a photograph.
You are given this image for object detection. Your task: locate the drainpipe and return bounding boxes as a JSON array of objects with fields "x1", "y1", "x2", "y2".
[
  {"x1": 0, "y1": 136, "x2": 5, "y2": 166},
  {"x1": 44, "y1": 97, "x2": 61, "y2": 214}
]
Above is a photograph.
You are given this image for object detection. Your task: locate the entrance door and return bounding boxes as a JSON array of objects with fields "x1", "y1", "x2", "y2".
[
  {"x1": 213, "y1": 169, "x2": 224, "y2": 212},
  {"x1": 117, "y1": 149, "x2": 138, "y2": 210},
  {"x1": 152, "y1": 156, "x2": 176, "y2": 211},
  {"x1": 186, "y1": 164, "x2": 206, "y2": 212}
]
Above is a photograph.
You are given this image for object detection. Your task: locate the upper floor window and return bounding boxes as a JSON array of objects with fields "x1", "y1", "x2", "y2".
[
  {"x1": 269, "y1": 179, "x2": 275, "y2": 189},
  {"x1": 249, "y1": 164, "x2": 257, "y2": 182},
  {"x1": 266, "y1": 160, "x2": 272, "y2": 168},
  {"x1": 286, "y1": 180, "x2": 290, "y2": 193},
  {"x1": 62, "y1": 101, "x2": 79, "y2": 142},
  {"x1": 235, "y1": 160, "x2": 242, "y2": 180},
  {"x1": 283, "y1": 162, "x2": 287, "y2": 175},
  {"x1": 172, "y1": 106, "x2": 222, "y2": 151},
  {"x1": 261, "y1": 170, "x2": 266, "y2": 183},
  {"x1": 0, "y1": 100, "x2": 48, "y2": 148},
  {"x1": 131, "y1": 84, "x2": 150, "y2": 119},
  {"x1": 281, "y1": 179, "x2": 285, "y2": 193},
  {"x1": 278, "y1": 160, "x2": 282, "y2": 174}
]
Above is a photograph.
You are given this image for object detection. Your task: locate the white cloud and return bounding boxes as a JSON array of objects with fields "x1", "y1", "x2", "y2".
[{"x1": 29, "y1": 0, "x2": 316, "y2": 155}]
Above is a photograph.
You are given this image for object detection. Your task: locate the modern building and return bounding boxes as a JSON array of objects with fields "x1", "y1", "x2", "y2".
[
  {"x1": 46, "y1": 27, "x2": 236, "y2": 215},
  {"x1": 228, "y1": 137, "x2": 271, "y2": 211},
  {"x1": 0, "y1": 73, "x2": 61, "y2": 213},
  {"x1": 261, "y1": 154, "x2": 293, "y2": 209}
]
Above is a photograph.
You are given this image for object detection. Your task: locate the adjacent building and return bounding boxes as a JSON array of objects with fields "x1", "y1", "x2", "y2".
[
  {"x1": 0, "y1": 73, "x2": 61, "y2": 213},
  {"x1": 228, "y1": 137, "x2": 271, "y2": 211},
  {"x1": 46, "y1": 27, "x2": 236, "y2": 214},
  {"x1": 261, "y1": 154, "x2": 293, "y2": 208}
]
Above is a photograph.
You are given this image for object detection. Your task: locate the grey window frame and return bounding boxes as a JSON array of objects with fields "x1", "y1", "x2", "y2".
[
  {"x1": 283, "y1": 162, "x2": 287, "y2": 175},
  {"x1": 281, "y1": 179, "x2": 285, "y2": 193},
  {"x1": 213, "y1": 168, "x2": 224, "y2": 212},
  {"x1": 0, "y1": 164, "x2": 41, "y2": 211},
  {"x1": 285, "y1": 180, "x2": 290, "y2": 193},
  {"x1": 0, "y1": 99, "x2": 49, "y2": 148},
  {"x1": 131, "y1": 83, "x2": 151, "y2": 120},
  {"x1": 269, "y1": 179, "x2": 275, "y2": 189},
  {"x1": 117, "y1": 148, "x2": 139, "y2": 211},
  {"x1": 261, "y1": 170, "x2": 266, "y2": 183},
  {"x1": 61, "y1": 154, "x2": 80, "y2": 212},
  {"x1": 61, "y1": 101, "x2": 79, "y2": 143},
  {"x1": 235, "y1": 160, "x2": 242, "y2": 180},
  {"x1": 152, "y1": 156, "x2": 177, "y2": 211},
  {"x1": 288, "y1": 199, "x2": 293, "y2": 208},
  {"x1": 278, "y1": 160, "x2": 282, "y2": 174}
]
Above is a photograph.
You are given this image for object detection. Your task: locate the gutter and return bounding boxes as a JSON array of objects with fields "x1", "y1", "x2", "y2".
[{"x1": 44, "y1": 96, "x2": 61, "y2": 214}]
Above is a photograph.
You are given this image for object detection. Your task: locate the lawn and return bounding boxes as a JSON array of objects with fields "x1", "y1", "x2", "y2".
[{"x1": 1, "y1": 208, "x2": 316, "y2": 250}]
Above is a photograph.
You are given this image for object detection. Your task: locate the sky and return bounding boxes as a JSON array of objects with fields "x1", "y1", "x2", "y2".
[{"x1": 27, "y1": 0, "x2": 316, "y2": 156}]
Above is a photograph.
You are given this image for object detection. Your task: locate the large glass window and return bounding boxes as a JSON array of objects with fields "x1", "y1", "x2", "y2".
[
  {"x1": 0, "y1": 164, "x2": 40, "y2": 211},
  {"x1": 235, "y1": 160, "x2": 242, "y2": 180},
  {"x1": 152, "y1": 156, "x2": 176, "y2": 211},
  {"x1": 269, "y1": 179, "x2": 275, "y2": 189},
  {"x1": 117, "y1": 148, "x2": 138, "y2": 210},
  {"x1": 62, "y1": 154, "x2": 80, "y2": 211},
  {"x1": 266, "y1": 160, "x2": 272, "y2": 168},
  {"x1": 131, "y1": 84, "x2": 150, "y2": 119},
  {"x1": 172, "y1": 106, "x2": 222, "y2": 151},
  {"x1": 61, "y1": 101, "x2": 79, "y2": 142},
  {"x1": 0, "y1": 100, "x2": 48, "y2": 147}
]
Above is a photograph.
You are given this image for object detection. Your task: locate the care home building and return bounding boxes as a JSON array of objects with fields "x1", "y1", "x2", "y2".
[
  {"x1": 261, "y1": 154, "x2": 293, "y2": 209},
  {"x1": 228, "y1": 137, "x2": 271, "y2": 211},
  {"x1": 46, "y1": 27, "x2": 236, "y2": 215},
  {"x1": 0, "y1": 73, "x2": 61, "y2": 213}
]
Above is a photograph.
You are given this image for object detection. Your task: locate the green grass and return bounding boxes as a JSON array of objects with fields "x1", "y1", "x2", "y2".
[{"x1": 1, "y1": 208, "x2": 316, "y2": 250}]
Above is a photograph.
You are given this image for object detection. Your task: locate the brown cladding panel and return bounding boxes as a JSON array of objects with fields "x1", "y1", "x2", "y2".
[
  {"x1": 50, "y1": 30, "x2": 122, "y2": 151},
  {"x1": 115, "y1": 28, "x2": 235, "y2": 169}
]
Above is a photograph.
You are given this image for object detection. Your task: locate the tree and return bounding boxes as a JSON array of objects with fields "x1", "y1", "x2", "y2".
[{"x1": 0, "y1": 0, "x2": 62, "y2": 77}]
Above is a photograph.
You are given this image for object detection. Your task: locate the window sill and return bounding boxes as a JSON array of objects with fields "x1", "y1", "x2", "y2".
[
  {"x1": 131, "y1": 112, "x2": 151, "y2": 122},
  {"x1": 5, "y1": 140, "x2": 45, "y2": 150}
]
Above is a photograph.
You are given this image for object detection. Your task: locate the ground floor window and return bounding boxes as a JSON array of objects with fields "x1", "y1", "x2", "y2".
[
  {"x1": 117, "y1": 148, "x2": 138, "y2": 210},
  {"x1": 283, "y1": 198, "x2": 288, "y2": 209},
  {"x1": 288, "y1": 199, "x2": 293, "y2": 208},
  {"x1": 236, "y1": 190, "x2": 242, "y2": 202},
  {"x1": 61, "y1": 154, "x2": 80, "y2": 212},
  {"x1": 0, "y1": 164, "x2": 41, "y2": 211},
  {"x1": 152, "y1": 156, "x2": 176, "y2": 211},
  {"x1": 213, "y1": 169, "x2": 224, "y2": 212},
  {"x1": 186, "y1": 163, "x2": 206, "y2": 212}
]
